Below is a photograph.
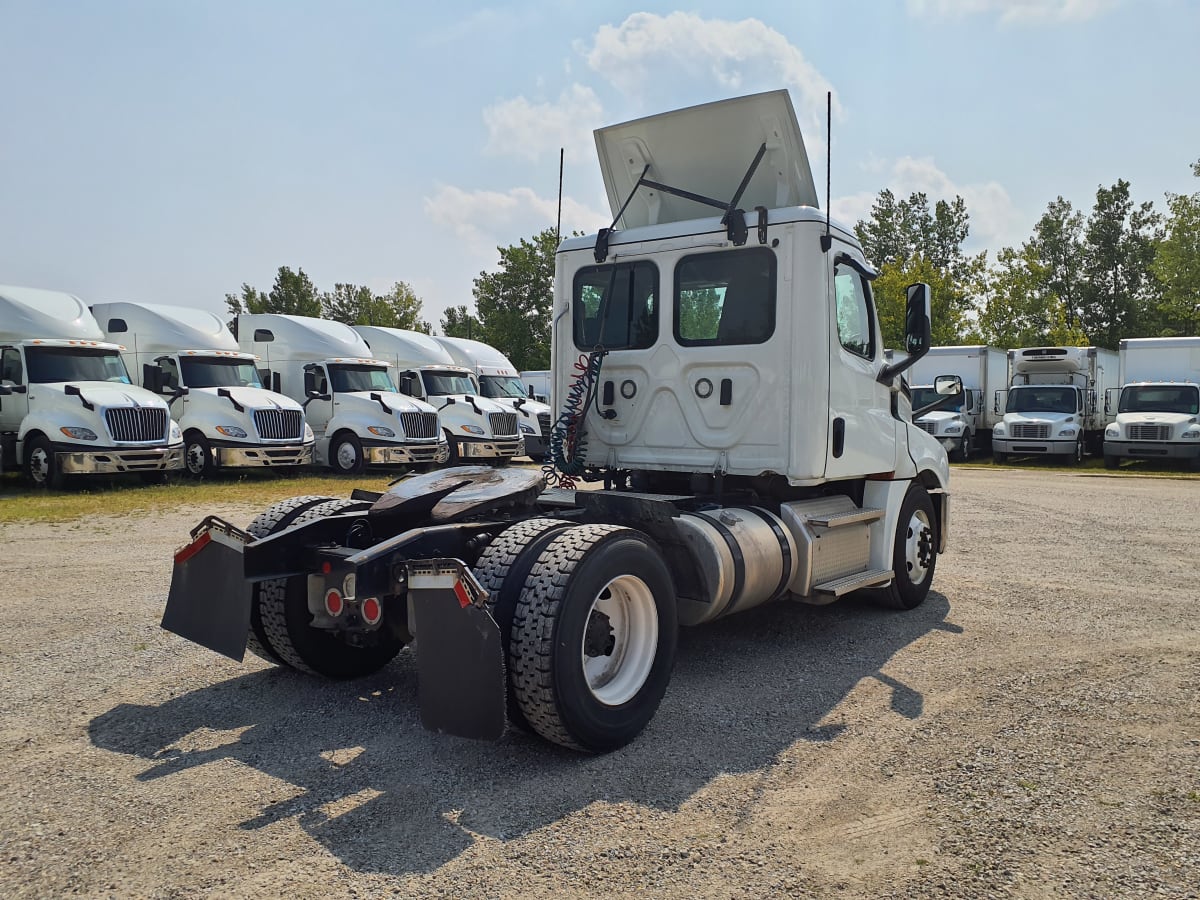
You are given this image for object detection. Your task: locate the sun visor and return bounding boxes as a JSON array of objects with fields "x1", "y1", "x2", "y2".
[{"x1": 594, "y1": 90, "x2": 819, "y2": 230}]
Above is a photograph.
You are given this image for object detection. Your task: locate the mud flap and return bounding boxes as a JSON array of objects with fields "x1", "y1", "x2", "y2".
[
  {"x1": 162, "y1": 525, "x2": 253, "y2": 662},
  {"x1": 408, "y1": 561, "x2": 506, "y2": 741}
]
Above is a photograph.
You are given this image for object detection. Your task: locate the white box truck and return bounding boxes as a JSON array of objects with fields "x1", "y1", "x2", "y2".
[
  {"x1": 1103, "y1": 336, "x2": 1200, "y2": 469},
  {"x1": 0, "y1": 285, "x2": 184, "y2": 487},
  {"x1": 906, "y1": 345, "x2": 1006, "y2": 460},
  {"x1": 520, "y1": 369, "x2": 550, "y2": 404},
  {"x1": 92, "y1": 301, "x2": 315, "y2": 477},
  {"x1": 435, "y1": 336, "x2": 553, "y2": 460},
  {"x1": 353, "y1": 326, "x2": 524, "y2": 464},
  {"x1": 992, "y1": 346, "x2": 1119, "y2": 463},
  {"x1": 234, "y1": 314, "x2": 448, "y2": 473},
  {"x1": 164, "y1": 90, "x2": 957, "y2": 753}
]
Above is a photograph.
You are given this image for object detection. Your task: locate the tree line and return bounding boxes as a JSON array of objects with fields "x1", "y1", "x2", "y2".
[{"x1": 226, "y1": 159, "x2": 1200, "y2": 371}]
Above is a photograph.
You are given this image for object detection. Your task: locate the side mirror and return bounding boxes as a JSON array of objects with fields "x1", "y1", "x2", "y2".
[
  {"x1": 143, "y1": 363, "x2": 164, "y2": 394},
  {"x1": 0, "y1": 384, "x2": 11, "y2": 396},
  {"x1": 1104, "y1": 387, "x2": 1114, "y2": 415},
  {"x1": 913, "y1": 375, "x2": 963, "y2": 419},
  {"x1": 877, "y1": 283, "x2": 932, "y2": 384},
  {"x1": 271, "y1": 371, "x2": 281, "y2": 394},
  {"x1": 303, "y1": 369, "x2": 319, "y2": 398},
  {"x1": 527, "y1": 385, "x2": 535, "y2": 399},
  {"x1": 398, "y1": 372, "x2": 418, "y2": 396}
]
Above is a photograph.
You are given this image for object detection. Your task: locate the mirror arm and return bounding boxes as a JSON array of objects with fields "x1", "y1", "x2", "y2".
[
  {"x1": 912, "y1": 393, "x2": 961, "y2": 419},
  {"x1": 877, "y1": 346, "x2": 927, "y2": 385}
]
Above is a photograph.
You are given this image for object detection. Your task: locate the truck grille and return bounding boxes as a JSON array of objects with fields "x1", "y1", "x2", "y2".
[
  {"x1": 1010, "y1": 423, "x2": 1050, "y2": 439},
  {"x1": 1128, "y1": 424, "x2": 1170, "y2": 441},
  {"x1": 489, "y1": 412, "x2": 518, "y2": 438},
  {"x1": 538, "y1": 410, "x2": 552, "y2": 440},
  {"x1": 105, "y1": 407, "x2": 168, "y2": 443},
  {"x1": 253, "y1": 408, "x2": 303, "y2": 440},
  {"x1": 916, "y1": 421, "x2": 937, "y2": 435},
  {"x1": 400, "y1": 411, "x2": 439, "y2": 440}
]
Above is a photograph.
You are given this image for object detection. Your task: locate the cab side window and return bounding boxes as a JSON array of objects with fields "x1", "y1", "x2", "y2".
[
  {"x1": 159, "y1": 358, "x2": 180, "y2": 390},
  {"x1": 833, "y1": 263, "x2": 875, "y2": 359},
  {"x1": 1, "y1": 349, "x2": 23, "y2": 384}
]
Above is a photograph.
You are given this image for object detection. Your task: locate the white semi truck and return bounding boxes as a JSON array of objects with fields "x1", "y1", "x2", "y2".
[
  {"x1": 233, "y1": 314, "x2": 448, "y2": 473},
  {"x1": 1103, "y1": 336, "x2": 1200, "y2": 470},
  {"x1": 906, "y1": 345, "x2": 1006, "y2": 460},
  {"x1": 92, "y1": 302, "x2": 315, "y2": 477},
  {"x1": 162, "y1": 90, "x2": 957, "y2": 753},
  {"x1": 435, "y1": 336, "x2": 553, "y2": 460},
  {"x1": 0, "y1": 285, "x2": 184, "y2": 487},
  {"x1": 352, "y1": 326, "x2": 524, "y2": 465},
  {"x1": 992, "y1": 346, "x2": 1118, "y2": 463}
]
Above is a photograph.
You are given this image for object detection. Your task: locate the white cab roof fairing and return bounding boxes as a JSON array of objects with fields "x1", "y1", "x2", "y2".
[
  {"x1": 435, "y1": 335, "x2": 518, "y2": 371},
  {"x1": 594, "y1": 90, "x2": 819, "y2": 230},
  {"x1": 0, "y1": 284, "x2": 104, "y2": 342},
  {"x1": 92, "y1": 301, "x2": 238, "y2": 354},
  {"x1": 237, "y1": 314, "x2": 374, "y2": 362},
  {"x1": 353, "y1": 325, "x2": 458, "y2": 368}
]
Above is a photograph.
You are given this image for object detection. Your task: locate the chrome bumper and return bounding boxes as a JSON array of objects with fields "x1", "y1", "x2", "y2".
[
  {"x1": 363, "y1": 441, "x2": 451, "y2": 466},
  {"x1": 215, "y1": 442, "x2": 314, "y2": 468},
  {"x1": 58, "y1": 444, "x2": 185, "y2": 475},
  {"x1": 457, "y1": 437, "x2": 524, "y2": 460},
  {"x1": 1104, "y1": 440, "x2": 1200, "y2": 460}
]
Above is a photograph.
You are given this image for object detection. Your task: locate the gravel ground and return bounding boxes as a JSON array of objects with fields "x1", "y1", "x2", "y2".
[{"x1": 1, "y1": 469, "x2": 1197, "y2": 899}]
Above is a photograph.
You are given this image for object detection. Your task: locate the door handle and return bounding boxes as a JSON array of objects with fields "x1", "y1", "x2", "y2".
[{"x1": 832, "y1": 417, "x2": 845, "y2": 458}]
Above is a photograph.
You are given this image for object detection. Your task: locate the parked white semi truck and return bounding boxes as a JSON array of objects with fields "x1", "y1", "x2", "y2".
[
  {"x1": 906, "y1": 345, "x2": 1006, "y2": 460},
  {"x1": 436, "y1": 336, "x2": 553, "y2": 460},
  {"x1": 233, "y1": 314, "x2": 447, "y2": 473},
  {"x1": 92, "y1": 302, "x2": 314, "y2": 477},
  {"x1": 1103, "y1": 336, "x2": 1200, "y2": 470},
  {"x1": 992, "y1": 346, "x2": 1118, "y2": 463},
  {"x1": 163, "y1": 90, "x2": 957, "y2": 753},
  {"x1": 0, "y1": 285, "x2": 184, "y2": 487},
  {"x1": 352, "y1": 326, "x2": 523, "y2": 464}
]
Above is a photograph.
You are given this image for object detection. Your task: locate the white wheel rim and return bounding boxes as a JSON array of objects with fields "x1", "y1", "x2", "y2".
[
  {"x1": 336, "y1": 442, "x2": 357, "y2": 470},
  {"x1": 905, "y1": 509, "x2": 934, "y2": 586},
  {"x1": 186, "y1": 443, "x2": 206, "y2": 474},
  {"x1": 30, "y1": 447, "x2": 49, "y2": 483},
  {"x1": 580, "y1": 574, "x2": 658, "y2": 706}
]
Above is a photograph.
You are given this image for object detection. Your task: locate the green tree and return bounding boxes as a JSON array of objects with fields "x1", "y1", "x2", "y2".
[
  {"x1": 440, "y1": 304, "x2": 480, "y2": 339},
  {"x1": 225, "y1": 266, "x2": 321, "y2": 317},
  {"x1": 977, "y1": 245, "x2": 1088, "y2": 347},
  {"x1": 1152, "y1": 159, "x2": 1200, "y2": 335},
  {"x1": 471, "y1": 228, "x2": 559, "y2": 371},
  {"x1": 1077, "y1": 180, "x2": 1163, "y2": 347},
  {"x1": 871, "y1": 255, "x2": 976, "y2": 349},
  {"x1": 321, "y1": 281, "x2": 431, "y2": 332},
  {"x1": 1027, "y1": 197, "x2": 1085, "y2": 329}
]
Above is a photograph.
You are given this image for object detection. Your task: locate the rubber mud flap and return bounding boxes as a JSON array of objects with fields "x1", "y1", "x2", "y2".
[
  {"x1": 411, "y1": 584, "x2": 506, "y2": 741},
  {"x1": 162, "y1": 531, "x2": 253, "y2": 662}
]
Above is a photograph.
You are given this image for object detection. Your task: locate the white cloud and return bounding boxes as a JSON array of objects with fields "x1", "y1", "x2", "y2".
[
  {"x1": 483, "y1": 84, "x2": 604, "y2": 163},
  {"x1": 906, "y1": 0, "x2": 1119, "y2": 24},
  {"x1": 582, "y1": 12, "x2": 841, "y2": 132},
  {"x1": 423, "y1": 184, "x2": 607, "y2": 255},
  {"x1": 832, "y1": 156, "x2": 1020, "y2": 252}
]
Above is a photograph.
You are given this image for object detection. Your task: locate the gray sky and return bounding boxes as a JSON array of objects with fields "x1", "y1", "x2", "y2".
[{"x1": 2, "y1": 0, "x2": 1197, "y2": 329}]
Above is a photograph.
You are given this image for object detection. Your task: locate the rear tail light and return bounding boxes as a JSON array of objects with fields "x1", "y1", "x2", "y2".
[
  {"x1": 361, "y1": 597, "x2": 382, "y2": 625},
  {"x1": 324, "y1": 589, "x2": 344, "y2": 617}
]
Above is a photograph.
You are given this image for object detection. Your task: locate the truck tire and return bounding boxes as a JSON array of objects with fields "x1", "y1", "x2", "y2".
[
  {"x1": 473, "y1": 517, "x2": 574, "y2": 731},
  {"x1": 183, "y1": 431, "x2": 215, "y2": 479},
  {"x1": 24, "y1": 434, "x2": 65, "y2": 489},
  {"x1": 258, "y1": 498, "x2": 403, "y2": 678},
  {"x1": 993, "y1": 451, "x2": 1008, "y2": 464},
  {"x1": 952, "y1": 431, "x2": 970, "y2": 462},
  {"x1": 330, "y1": 431, "x2": 365, "y2": 474},
  {"x1": 880, "y1": 484, "x2": 937, "y2": 611},
  {"x1": 1104, "y1": 454, "x2": 1119, "y2": 470},
  {"x1": 1067, "y1": 439, "x2": 1084, "y2": 466},
  {"x1": 443, "y1": 429, "x2": 462, "y2": 465},
  {"x1": 509, "y1": 524, "x2": 678, "y2": 752},
  {"x1": 244, "y1": 495, "x2": 339, "y2": 665}
]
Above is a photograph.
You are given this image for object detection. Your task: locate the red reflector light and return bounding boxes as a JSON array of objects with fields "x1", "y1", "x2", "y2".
[
  {"x1": 321, "y1": 561, "x2": 332, "y2": 574},
  {"x1": 361, "y1": 597, "x2": 381, "y2": 625},
  {"x1": 324, "y1": 589, "x2": 343, "y2": 616}
]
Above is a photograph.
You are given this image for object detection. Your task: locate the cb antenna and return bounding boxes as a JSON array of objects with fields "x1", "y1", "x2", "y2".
[
  {"x1": 821, "y1": 90, "x2": 832, "y2": 253},
  {"x1": 556, "y1": 147, "x2": 564, "y2": 247}
]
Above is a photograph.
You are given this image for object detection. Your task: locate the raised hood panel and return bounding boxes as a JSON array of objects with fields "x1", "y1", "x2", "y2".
[
  {"x1": 0, "y1": 285, "x2": 104, "y2": 342},
  {"x1": 594, "y1": 90, "x2": 818, "y2": 229}
]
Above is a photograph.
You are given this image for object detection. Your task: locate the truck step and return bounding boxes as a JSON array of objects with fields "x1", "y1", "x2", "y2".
[
  {"x1": 806, "y1": 507, "x2": 884, "y2": 528},
  {"x1": 538, "y1": 489, "x2": 578, "y2": 508},
  {"x1": 812, "y1": 568, "x2": 893, "y2": 597}
]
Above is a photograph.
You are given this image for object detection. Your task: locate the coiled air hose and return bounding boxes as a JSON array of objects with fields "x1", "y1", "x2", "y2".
[{"x1": 543, "y1": 349, "x2": 606, "y2": 489}]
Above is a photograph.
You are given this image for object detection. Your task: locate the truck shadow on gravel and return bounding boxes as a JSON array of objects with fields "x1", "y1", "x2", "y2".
[{"x1": 89, "y1": 592, "x2": 959, "y2": 875}]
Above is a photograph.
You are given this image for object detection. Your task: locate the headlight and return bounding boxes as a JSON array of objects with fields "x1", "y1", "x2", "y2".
[
  {"x1": 943, "y1": 424, "x2": 962, "y2": 434},
  {"x1": 1182, "y1": 430, "x2": 1200, "y2": 440},
  {"x1": 460, "y1": 424, "x2": 485, "y2": 435},
  {"x1": 169, "y1": 421, "x2": 182, "y2": 442},
  {"x1": 303, "y1": 423, "x2": 314, "y2": 441},
  {"x1": 1105, "y1": 425, "x2": 1119, "y2": 438},
  {"x1": 60, "y1": 426, "x2": 98, "y2": 441},
  {"x1": 993, "y1": 423, "x2": 1006, "y2": 435},
  {"x1": 367, "y1": 425, "x2": 395, "y2": 437},
  {"x1": 520, "y1": 422, "x2": 537, "y2": 434},
  {"x1": 216, "y1": 425, "x2": 247, "y2": 438},
  {"x1": 1057, "y1": 427, "x2": 1077, "y2": 437}
]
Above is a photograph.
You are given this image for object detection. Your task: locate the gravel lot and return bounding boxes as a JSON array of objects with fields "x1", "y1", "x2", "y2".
[{"x1": 1, "y1": 468, "x2": 1197, "y2": 899}]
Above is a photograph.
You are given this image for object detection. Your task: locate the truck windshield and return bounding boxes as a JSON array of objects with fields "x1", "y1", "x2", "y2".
[
  {"x1": 1118, "y1": 385, "x2": 1200, "y2": 414},
  {"x1": 26, "y1": 347, "x2": 131, "y2": 384},
  {"x1": 480, "y1": 375, "x2": 527, "y2": 399},
  {"x1": 329, "y1": 365, "x2": 395, "y2": 393},
  {"x1": 421, "y1": 370, "x2": 477, "y2": 396},
  {"x1": 180, "y1": 357, "x2": 264, "y2": 389},
  {"x1": 911, "y1": 387, "x2": 963, "y2": 412},
  {"x1": 1006, "y1": 386, "x2": 1076, "y2": 414}
]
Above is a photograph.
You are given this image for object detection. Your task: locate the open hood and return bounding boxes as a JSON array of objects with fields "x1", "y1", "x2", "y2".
[{"x1": 594, "y1": 90, "x2": 819, "y2": 230}]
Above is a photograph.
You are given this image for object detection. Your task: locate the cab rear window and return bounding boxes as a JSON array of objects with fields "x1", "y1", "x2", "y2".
[
  {"x1": 572, "y1": 261, "x2": 658, "y2": 351},
  {"x1": 674, "y1": 247, "x2": 776, "y2": 346}
]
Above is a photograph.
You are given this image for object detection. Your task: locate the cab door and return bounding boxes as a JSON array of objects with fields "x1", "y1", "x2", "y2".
[
  {"x1": 302, "y1": 364, "x2": 333, "y2": 436},
  {"x1": 0, "y1": 347, "x2": 30, "y2": 436},
  {"x1": 825, "y1": 245, "x2": 897, "y2": 478}
]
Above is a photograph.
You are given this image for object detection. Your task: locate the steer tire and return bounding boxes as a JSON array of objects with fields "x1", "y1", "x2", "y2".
[
  {"x1": 244, "y1": 495, "x2": 338, "y2": 665},
  {"x1": 473, "y1": 517, "x2": 575, "y2": 732},
  {"x1": 258, "y1": 498, "x2": 403, "y2": 678},
  {"x1": 509, "y1": 524, "x2": 677, "y2": 753},
  {"x1": 880, "y1": 484, "x2": 938, "y2": 611},
  {"x1": 24, "y1": 434, "x2": 65, "y2": 489}
]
